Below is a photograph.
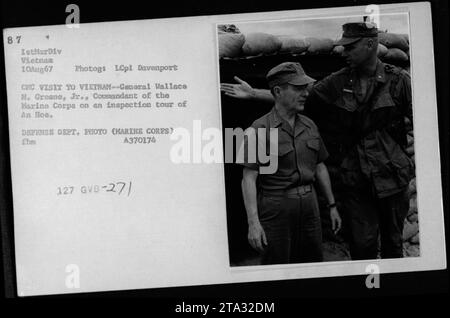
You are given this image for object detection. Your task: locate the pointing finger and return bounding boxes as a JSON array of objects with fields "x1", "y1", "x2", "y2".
[{"x1": 233, "y1": 76, "x2": 245, "y2": 84}]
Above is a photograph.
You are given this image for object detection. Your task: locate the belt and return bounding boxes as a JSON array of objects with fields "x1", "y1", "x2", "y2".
[{"x1": 261, "y1": 184, "x2": 313, "y2": 196}]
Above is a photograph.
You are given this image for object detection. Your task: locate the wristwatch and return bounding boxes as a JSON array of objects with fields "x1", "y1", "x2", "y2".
[{"x1": 327, "y1": 202, "x2": 337, "y2": 209}]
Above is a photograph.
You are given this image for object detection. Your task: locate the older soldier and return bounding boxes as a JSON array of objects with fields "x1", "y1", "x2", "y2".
[
  {"x1": 239, "y1": 62, "x2": 341, "y2": 265},
  {"x1": 222, "y1": 22, "x2": 413, "y2": 260}
]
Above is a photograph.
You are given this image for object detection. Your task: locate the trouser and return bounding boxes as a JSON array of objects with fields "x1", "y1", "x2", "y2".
[
  {"x1": 343, "y1": 188, "x2": 409, "y2": 260},
  {"x1": 258, "y1": 186, "x2": 323, "y2": 265}
]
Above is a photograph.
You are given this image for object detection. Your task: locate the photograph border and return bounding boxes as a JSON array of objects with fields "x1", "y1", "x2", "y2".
[{"x1": 214, "y1": 2, "x2": 445, "y2": 276}]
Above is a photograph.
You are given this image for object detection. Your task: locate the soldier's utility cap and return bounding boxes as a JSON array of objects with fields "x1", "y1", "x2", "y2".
[
  {"x1": 266, "y1": 62, "x2": 315, "y2": 89},
  {"x1": 335, "y1": 22, "x2": 378, "y2": 46}
]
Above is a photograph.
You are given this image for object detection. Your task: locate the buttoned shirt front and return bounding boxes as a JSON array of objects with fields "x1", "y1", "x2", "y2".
[{"x1": 239, "y1": 107, "x2": 328, "y2": 191}]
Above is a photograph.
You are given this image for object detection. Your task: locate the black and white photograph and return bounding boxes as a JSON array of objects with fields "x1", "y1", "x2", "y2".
[{"x1": 0, "y1": 0, "x2": 447, "y2": 301}]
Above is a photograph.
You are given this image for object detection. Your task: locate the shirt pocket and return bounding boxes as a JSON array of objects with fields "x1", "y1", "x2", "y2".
[
  {"x1": 306, "y1": 138, "x2": 320, "y2": 152},
  {"x1": 270, "y1": 140, "x2": 294, "y2": 175},
  {"x1": 269, "y1": 139, "x2": 294, "y2": 156},
  {"x1": 302, "y1": 137, "x2": 321, "y2": 178}
]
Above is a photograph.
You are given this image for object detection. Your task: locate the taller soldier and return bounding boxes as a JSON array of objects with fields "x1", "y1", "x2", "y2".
[{"x1": 221, "y1": 22, "x2": 414, "y2": 260}]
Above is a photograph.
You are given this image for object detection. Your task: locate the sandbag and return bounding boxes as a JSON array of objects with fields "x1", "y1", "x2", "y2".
[
  {"x1": 218, "y1": 33, "x2": 245, "y2": 58},
  {"x1": 306, "y1": 37, "x2": 334, "y2": 54},
  {"x1": 378, "y1": 32, "x2": 409, "y2": 52},
  {"x1": 405, "y1": 144, "x2": 414, "y2": 156},
  {"x1": 410, "y1": 232, "x2": 420, "y2": 244},
  {"x1": 217, "y1": 24, "x2": 245, "y2": 58},
  {"x1": 241, "y1": 32, "x2": 282, "y2": 56},
  {"x1": 407, "y1": 134, "x2": 414, "y2": 147},
  {"x1": 402, "y1": 220, "x2": 419, "y2": 241},
  {"x1": 402, "y1": 65, "x2": 411, "y2": 74},
  {"x1": 277, "y1": 35, "x2": 309, "y2": 53},
  {"x1": 404, "y1": 117, "x2": 413, "y2": 131},
  {"x1": 382, "y1": 47, "x2": 409, "y2": 63},
  {"x1": 218, "y1": 24, "x2": 240, "y2": 34},
  {"x1": 332, "y1": 45, "x2": 344, "y2": 55},
  {"x1": 377, "y1": 43, "x2": 388, "y2": 57},
  {"x1": 334, "y1": 43, "x2": 388, "y2": 57}
]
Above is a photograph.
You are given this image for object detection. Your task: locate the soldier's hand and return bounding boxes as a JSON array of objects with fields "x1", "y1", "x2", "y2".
[
  {"x1": 330, "y1": 207, "x2": 342, "y2": 234},
  {"x1": 248, "y1": 222, "x2": 267, "y2": 253},
  {"x1": 220, "y1": 76, "x2": 255, "y2": 100}
]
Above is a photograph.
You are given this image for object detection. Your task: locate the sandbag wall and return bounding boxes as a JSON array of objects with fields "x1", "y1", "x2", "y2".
[
  {"x1": 404, "y1": 121, "x2": 419, "y2": 257},
  {"x1": 218, "y1": 25, "x2": 411, "y2": 68}
]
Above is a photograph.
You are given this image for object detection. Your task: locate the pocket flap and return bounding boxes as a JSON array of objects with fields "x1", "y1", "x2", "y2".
[
  {"x1": 277, "y1": 143, "x2": 294, "y2": 156},
  {"x1": 372, "y1": 93, "x2": 395, "y2": 111},
  {"x1": 306, "y1": 138, "x2": 320, "y2": 151}
]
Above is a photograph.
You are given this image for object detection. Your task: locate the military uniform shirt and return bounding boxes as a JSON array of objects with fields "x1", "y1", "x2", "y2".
[
  {"x1": 239, "y1": 107, "x2": 328, "y2": 191},
  {"x1": 305, "y1": 60, "x2": 414, "y2": 198}
]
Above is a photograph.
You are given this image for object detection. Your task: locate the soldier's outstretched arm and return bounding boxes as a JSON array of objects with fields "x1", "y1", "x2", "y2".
[
  {"x1": 241, "y1": 167, "x2": 267, "y2": 252},
  {"x1": 221, "y1": 76, "x2": 274, "y2": 103}
]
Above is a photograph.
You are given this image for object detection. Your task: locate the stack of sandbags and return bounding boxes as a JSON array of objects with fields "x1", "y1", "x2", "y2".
[
  {"x1": 277, "y1": 35, "x2": 310, "y2": 54},
  {"x1": 241, "y1": 32, "x2": 282, "y2": 56},
  {"x1": 378, "y1": 32, "x2": 410, "y2": 64},
  {"x1": 402, "y1": 115, "x2": 418, "y2": 257},
  {"x1": 218, "y1": 24, "x2": 245, "y2": 58}
]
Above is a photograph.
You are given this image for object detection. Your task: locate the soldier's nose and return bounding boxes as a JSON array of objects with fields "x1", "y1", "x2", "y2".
[{"x1": 301, "y1": 89, "x2": 309, "y2": 97}]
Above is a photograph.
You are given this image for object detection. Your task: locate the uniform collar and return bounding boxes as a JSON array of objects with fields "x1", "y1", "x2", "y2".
[
  {"x1": 349, "y1": 59, "x2": 386, "y2": 84},
  {"x1": 374, "y1": 59, "x2": 387, "y2": 83},
  {"x1": 267, "y1": 107, "x2": 281, "y2": 128}
]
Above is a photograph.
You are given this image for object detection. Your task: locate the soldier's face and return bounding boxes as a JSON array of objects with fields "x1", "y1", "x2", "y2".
[
  {"x1": 342, "y1": 39, "x2": 372, "y2": 68},
  {"x1": 278, "y1": 84, "x2": 310, "y2": 112}
]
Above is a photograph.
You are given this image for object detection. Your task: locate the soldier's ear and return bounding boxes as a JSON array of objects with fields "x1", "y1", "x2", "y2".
[
  {"x1": 272, "y1": 86, "x2": 282, "y2": 97},
  {"x1": 367, "y1": 38, "x2": 374, "y2": 49}
]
